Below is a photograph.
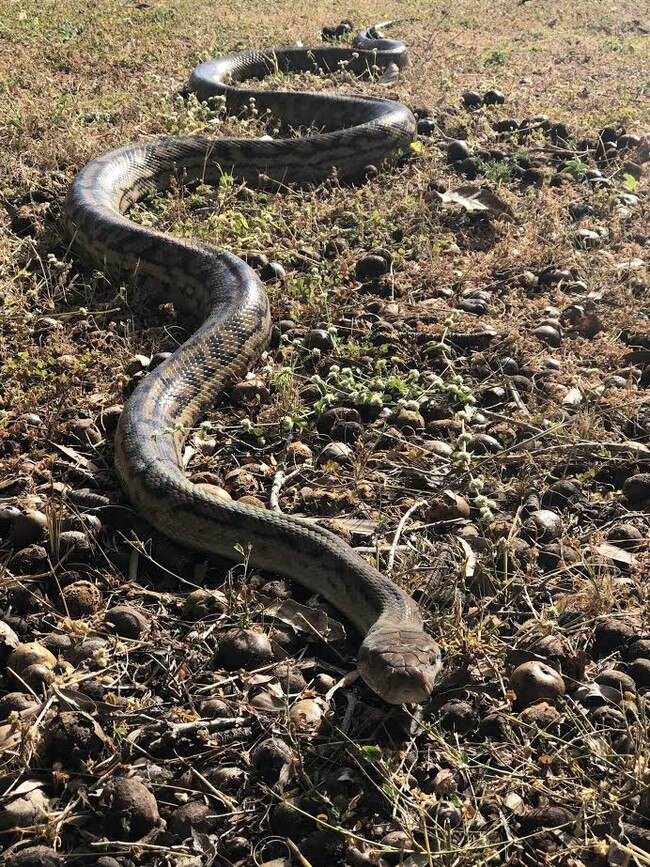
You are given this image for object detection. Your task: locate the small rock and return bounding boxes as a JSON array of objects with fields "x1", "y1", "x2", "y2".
[
  {"x1": 437, "y1": 699, "x2": 478, "y2": 734},
  {"x1": 60, "y1": 580, "x2": 102, "y2": 618},
  {"x1": 426, "y1": 491, "x2": 470, "y2": 521},
  {"x1": 532, "y1": 325, "x2": 561, "y2": 347},
  {"x1": 593, "y1": 618, "x2": 637, "y2": 656},
  {"x1": 607, "y1": 523, "x2": 644, "y2": 551},
  {"x1": 429, "y1": 800, "x2": 463, "y2": 828},
  {"x1": 44, "y1": 711, "x2": 105, "y2": 769},
  {"x1": 519, "y1": 701, "x2": 561, "y2": 730},
  {"x1": 524, "y1": 509, "x2": 562, "y2": 541},
  {"x1": 182, "y1": 588, "x2": 227, "y2": 620},
  {"x1": 520, "y1": 806, "x2": 574, "y2": 832},
  {"x1": 483, "y1": 88, "x2": 505, "y2": 105},
  {"x1": 67, "y1": 418, "x2": 102, "y2": 445},
  {"x1": 628, "y1": 658, "x2": 650, "y2": 688},
  {"x1": 57, "y1": 530, "x2": 92, "y2": 561},
  {"x1": 199, "y1": 698, "x2": 231, "y2": 718},
  {"x1": 509, "y1": 661, "x2": 565, "y2": 706},
  {"x1": 417, "y1": 117, "x2": 436, "y2": 136},
  {"x1": 10, "y1": 510, "x2": 48, "y2": 548},
  {"x1": 623, "y1": 473, "x2": 650, "y2": 504},
  {"x1": 0, "y1": 692, "x2": 37, "y2": 717},
  {"x1": 594, "y1": 668, "x2": 636, "y2": 696},
  {"x1": 286, "y1": 441, "x2": 313, "y2": 464},
  {"x1": 231, "y1": 376, "x2": 270, "y2": 405},
  {"x1": 5, "y1": 846, "x2": 62, "y2": 867},
  {"x1": 317, "y1": 441, "x2": 354, "y2": 466},
  {"x1": 462, "y1": 90, "x2": 483, "y2": 109},
  {"x1": 574, "y1": 228, "x2": 601, "y2": 249},
  {"x1": 538, "y1": 268, "x2": 572, "y2": 285},
  {"x1": 289, "y1": 698, "x2": 324, "y2": 733},
  {"x1": 304, "y1": 328, "x2": 335, "y2": 352},
  {"x1": 271, "y1": 662, "x2": 307, "y2": 694},
  {"x1": 355, "y1": 254, "x2": 390, "y2": 281},
  {"x1": 150, "y1": 351, "x2": 172, "y2": 369},
  {"x1": 105, "y1": 605, "x2": 148, "y2": 639},
  {"x1": 102, "y1": 777, "x2": 161, "y2": 841},
  {"x1": 270, "y1": 798, "x2": 318, "y2": 839},
  {"x1": 390, "y1": 407, "x2": 424, "y2": 431},
  {"x1": 207, "y1": 765, "x2": 246, "y2": 792},
  {"x1": 170, "y1": 801, "x2": 219, "y2": 837},
  {"x1": 295, "y1": 829, "x2": 345, "y2": 867},
  {"x1": 125, "y1": 354, "x2": 150, "y2": 376},
  {"x1": 21, "y1": 664, "x2": 56, "y2": 692},
  {"x1": 250, "y1": 737, "x2": 294, "y2": 784},
  {"x1": 0, "y1": 621, "x2": 20, "y2": 668},
  {"x1": 215, "y1": 628, "x2": 274, "y2": 670},
  {"x1": 542, "y1": 479, "x2": 581, "y2": 508},
  {"x1": 623, "y1": 639, "x2": 650, "y2": 662},
  {"x1": 8, "y1": 642, "x2": 57, "y2": 676},
  {"x1": 0, "y1": 789, "x2": 48, "y2": 836},
  {"x1": 260, "y1": 261, "x2": 286, "y2": 282},
  {"x1": 447, "y1": 139, "x2": 472, "y2": 162}
]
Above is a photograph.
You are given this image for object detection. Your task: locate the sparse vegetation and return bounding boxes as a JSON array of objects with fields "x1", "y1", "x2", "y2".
[{"x1": 0, "y1": 1, "x2": 648, "y2": 865}]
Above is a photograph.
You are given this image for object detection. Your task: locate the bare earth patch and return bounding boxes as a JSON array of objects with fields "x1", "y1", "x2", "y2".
[{"x1": 0, "y1": 1, "x2": 649, "y2": 865}]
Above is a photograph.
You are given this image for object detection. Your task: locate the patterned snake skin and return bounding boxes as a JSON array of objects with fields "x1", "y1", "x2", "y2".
[{"x1": 64, "y1": 30, "x2": 442, "y2": 704}]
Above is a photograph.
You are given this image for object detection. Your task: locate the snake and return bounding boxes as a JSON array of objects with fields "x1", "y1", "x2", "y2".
[{"x1": 64, "y1": 27, "x2": 442, "y2": 704}]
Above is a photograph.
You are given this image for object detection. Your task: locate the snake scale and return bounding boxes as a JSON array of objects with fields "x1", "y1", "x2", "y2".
[{"x1": 64, "y1": 28, "x2": 442, "y2": 704}]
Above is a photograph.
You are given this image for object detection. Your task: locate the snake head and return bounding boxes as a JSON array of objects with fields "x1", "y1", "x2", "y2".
[{"x1": 357, "y1": 624, "x2": 442, "y2": 705}]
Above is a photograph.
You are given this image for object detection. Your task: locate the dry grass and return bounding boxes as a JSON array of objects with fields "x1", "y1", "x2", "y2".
[{"x1": 0, "y1": 0, "x2": 649, "y2": 865}]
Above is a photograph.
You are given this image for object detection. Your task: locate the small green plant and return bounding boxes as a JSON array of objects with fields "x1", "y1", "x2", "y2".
[
  {"x1": 483, "y1": 47, "x2": 508, "y2": 66},
  {"x1": 622, "y1": 173, "x2": 638, "y2": 192},
  {"x1": 561, "y1": 157, "x2": 589, "y2": 180}
]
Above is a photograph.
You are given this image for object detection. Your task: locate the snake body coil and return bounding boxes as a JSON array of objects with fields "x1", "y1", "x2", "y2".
[{"x1": 65, "y1": 31, "x2": 442, "y2": 704}]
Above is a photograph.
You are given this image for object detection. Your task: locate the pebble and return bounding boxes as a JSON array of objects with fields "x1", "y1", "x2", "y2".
[
  {"x1": 289, "y1": 698, "x2": 324, "y2": 733},
  {"x1": 231, "y1": 376, "x2": 270, "y2": 405},
  {"x1": 250, "y1": 737, "x2": 294, "y2": 784},
  {"x1": 510, "y1": 661, "x2": 565, "y2": 706},
  {"x1": 105, "y1": 605, "x2": 148, "y2": 639},
  {"x1": 10, "y1": 510, "x2": 48, "y2": 548},
  {"x1": 215, "y1": 628, "x2": 274, "y2": 670},
  {"x1": 607, "y1": 523, "x2": 644, "y2": 550},
  {"x1": 447, "y1": 139, "x2": 472, "y2": 162},
  {"x1": 525, "y1": 509, "x2": 562, "y2": 541},
  {"x1": 574, "y1": 228, "x2": 601, "y2": 249},
  {"x1": 101, "y1": 778, "x2": 160, "y2": 841},
  {"x1": 417, "y1": 117, "x2": 436, "y2": 136},
  {"x1": 259, "y1": 261, "x2": 286, "y2": 282},
  {"x1": 8, "y1": 642, "x2": 57, "y2": 675},
  {"x1": 595, "y1": 668, "x2": 636, "y2": 696},
  {"x1": 593, "y1": 618, "x2": 637, "y2": 656},
  {"x1": 483, "y1": 88, "x2": 505, "y2": 105},
  {"x1": 5, "y1": 847, "x2": 62, "y2": 867},
  {"x1": 0, "y1": 621, "x2": 20, "y2": 667},
  {"x1": 623, "y1": 473, "x2": 650, "y2": 503},
  {"x1": 355, "y1": 254, "x2": 390, "y2": 281},
  {"x1": 532, "y1": 325, "x2": 561, "y2": 347},
  {"x1": 628, "y1": 658, "x2": 650, "y2": 688},
  {"x1": 462, "y1": 90, "x2": 483, "y2": 109},
  {"x1": 317, "y1": 441, "x2": 354, "y2": 466},
  {"x1": 170, "y1": 801, "x2": 219, "y2": 837},
  {"x1": 61, "y1": 581, "x2": 102, "y2": 618}
]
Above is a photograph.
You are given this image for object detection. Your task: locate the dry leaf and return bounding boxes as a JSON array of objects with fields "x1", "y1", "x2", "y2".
[{"x1": 435, "y1": 185, "x2": 515, "y2": 221}]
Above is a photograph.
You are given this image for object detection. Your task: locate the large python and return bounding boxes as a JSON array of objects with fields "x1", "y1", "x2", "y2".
[{"x1": 64, "y1": 28, "x2": 442, "y2": 704}]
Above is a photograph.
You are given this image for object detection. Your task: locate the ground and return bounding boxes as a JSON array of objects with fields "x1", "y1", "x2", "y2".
[{"x1": 0, "y1": 0, "x2": 649, "y2": 865}]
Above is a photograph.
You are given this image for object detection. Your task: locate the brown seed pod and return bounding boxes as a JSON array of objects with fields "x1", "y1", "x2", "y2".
[
  {"x1": 101, "y1": 777, "x2": 162, "y2": 841},
  {"x1": 509, "y1": 661, "x2": 565, "y2": 706}
]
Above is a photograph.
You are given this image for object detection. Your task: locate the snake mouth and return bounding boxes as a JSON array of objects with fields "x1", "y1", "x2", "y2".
[{"x1": 357, "y1": 626, "x2": 442, "y2": 705}]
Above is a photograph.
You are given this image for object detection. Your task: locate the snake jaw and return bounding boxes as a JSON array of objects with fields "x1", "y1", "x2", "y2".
[{"x1": 357, "y1": 625, "x2": 442, "y2": 705}]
